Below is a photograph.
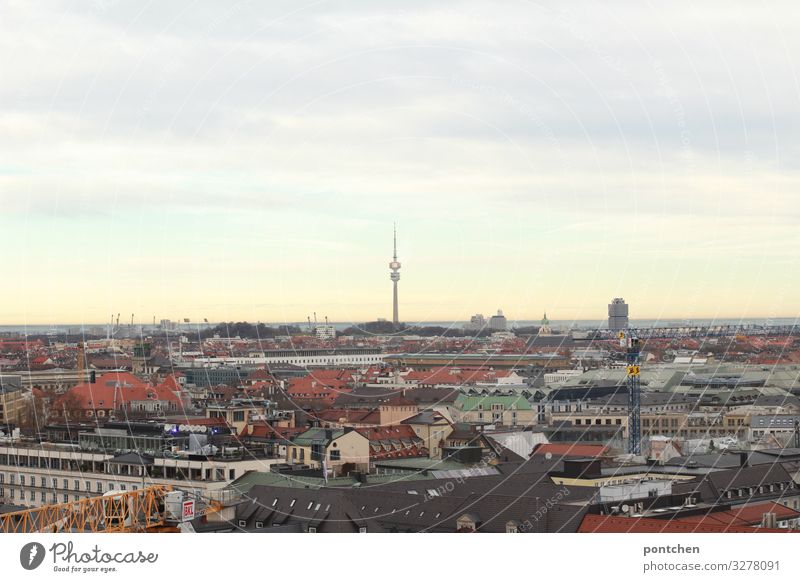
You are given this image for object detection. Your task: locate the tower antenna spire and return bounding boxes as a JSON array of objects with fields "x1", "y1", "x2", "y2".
[{"x1": 389, "y1": 223, "x2": 401, "y2": 327}]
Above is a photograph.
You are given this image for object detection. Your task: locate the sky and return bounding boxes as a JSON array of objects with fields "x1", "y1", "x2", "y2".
[{"x1": 1, "y1": 1, "x2": 799, "y2": 325}]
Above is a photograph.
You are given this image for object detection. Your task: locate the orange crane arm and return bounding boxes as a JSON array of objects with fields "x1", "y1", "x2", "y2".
[{"x1": 0, "y1": 485, "x2": 173, "y2": 533}]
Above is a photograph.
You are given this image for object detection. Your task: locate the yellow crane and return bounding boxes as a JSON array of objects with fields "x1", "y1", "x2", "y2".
[{"x1": 0, "y1": 485, "x2": 219, "y2": 533}]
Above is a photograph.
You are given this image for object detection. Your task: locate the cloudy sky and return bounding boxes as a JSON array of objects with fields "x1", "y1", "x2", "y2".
[{"x1": 1, "y1": 1, "x2": 799, "y2": 325}]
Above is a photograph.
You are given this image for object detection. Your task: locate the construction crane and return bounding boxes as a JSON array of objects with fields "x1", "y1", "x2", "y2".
[
  {"x1": 0, "y1": 485, "x2": 217, "y2": 534},
  {"x1": 619, "y1": 331, "x2": 642, "y2": 455}
]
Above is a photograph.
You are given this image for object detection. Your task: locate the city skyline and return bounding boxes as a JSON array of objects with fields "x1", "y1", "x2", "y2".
[{"x1": 2, "y1": 2, "x2": 799, "y2": 324}]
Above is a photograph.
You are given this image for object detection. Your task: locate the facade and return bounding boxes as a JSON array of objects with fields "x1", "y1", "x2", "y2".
[
  {"x1": 287, "y1": 428, "x2": 369, "y2": 473},
  {"x1": 608, "y1": 297, "x2": 629, "y2": 330},
  {"x1": 315, "y1": 325, "x2": 336, "y2": 341},
  {"x1": 0, "y1": 428, "x2": 277, "y2": 509},
  {"x1": 205, "y1": 399, "x2": 272, "y2": 435},
  {"x1": 402, "y1": 411, "x2": 454, "y2": 459},
  {"x1": 52, "y1": 372, "x2": 186, "y2": 421},
  {"x1": 182, "y1": 366, "x2": 253, "y2": 388},
  {"x1": 385, "y1": 353, "x2": 570, "y2": 371},
  {"x1": 17, "y1": 368, "x2": 92, "y2": 392},
  {"x1": 188, "y1": 348, "x2": 384, "y2": 368},
  {"x1": 750, "y1": 415, "x2": 800, "y2": 443},
  {"x1": 465, "y1": 314, "x2": 486, "y2": 331},
  {"x1": 451, "y1": 394, "x2": 535, "y2": 427},
  {"x1": 488, "y1": 309, "x2": 508, "y2": 331},
  {"x1": 0, "y1": 376, "x2": 26, "y2": 425}
]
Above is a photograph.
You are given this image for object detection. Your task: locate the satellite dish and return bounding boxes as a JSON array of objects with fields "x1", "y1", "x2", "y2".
[
  {"x1": 621, "y1": 504, "x2": 630, "y2": 513},
  {"x1": 545, "y1": 452, "x2": 553, "y2": 460}
]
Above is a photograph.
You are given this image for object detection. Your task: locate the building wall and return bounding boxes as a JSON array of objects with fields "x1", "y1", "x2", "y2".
[
  {"x1": 0, "y1": 388, "x2": 27, "y2": 425},
  {"x1": 0, "y1": 444, "x2": 272, "y2": 509},
  {"x1": 455, "y1": 407, "x2": 536, "y2": 428},
  {"x1": 378, "y1": 403, "x2": 418, "y2": 425},
  {"x1": 406, "y1": 421, "x2": 453, "y2": 459}
]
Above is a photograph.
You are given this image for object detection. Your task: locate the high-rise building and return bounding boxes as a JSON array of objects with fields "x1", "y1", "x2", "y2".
[
  {"x1": 489, "y1": 309, "x2": 508, "y2": 331},
  {"x1": 389, "y1": 224, "x2": 401, "y2": 326},
  {"x1": 465, "y1": 313, "x2": 486, "y2": 331},
  {"x1": 315, "y1": 324, "x2": 336, "y2": 341},
  {"x1": 608, "y1": 298, "x2": 629, "y2": 330}
]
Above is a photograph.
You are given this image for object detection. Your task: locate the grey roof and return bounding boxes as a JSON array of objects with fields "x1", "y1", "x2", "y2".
[
  {"x1": 402, "y1": 410, "x2": 449, "y2": 425},
  {"x1": 107, "y1": 452, "x2": 155, "y2": 466}
]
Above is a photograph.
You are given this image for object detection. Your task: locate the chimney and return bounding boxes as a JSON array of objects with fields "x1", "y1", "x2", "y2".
[{"x1": 761, "y1": 512, "x2": 777, "y2": 529}]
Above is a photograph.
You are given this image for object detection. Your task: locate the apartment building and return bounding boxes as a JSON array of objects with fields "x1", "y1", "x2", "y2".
[{"x1": 0, "y1": 423, "x2": 279, "y2": 509}]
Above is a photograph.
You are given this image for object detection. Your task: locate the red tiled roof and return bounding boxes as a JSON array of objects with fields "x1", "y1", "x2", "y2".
[
  {"x1": 60, "y1": 371, "x2": 184, "y2": 411},
  {"x1": 314, "y1": 408, "x2": 381, "y2": 425},
  {"x1": 673, "y1": 502, "x2": 800, "y2": 527},
  {"x1": 356, "y1": 424, "x2": 419, "y2": 440},
  {"x1": 383, "y1": 396, "x2": 417, "y2": 407},
  {"x1": 241, "y1": 424, "x2": 304, "y2": 441}
]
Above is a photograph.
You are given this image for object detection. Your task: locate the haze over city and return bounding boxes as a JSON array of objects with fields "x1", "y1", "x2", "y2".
[
  {"x1": 7, "y1": 2, "x2": 800, "y2": 574},
  {"x1": 2, "y1": 1, "x2": 799, "y2": 324}
]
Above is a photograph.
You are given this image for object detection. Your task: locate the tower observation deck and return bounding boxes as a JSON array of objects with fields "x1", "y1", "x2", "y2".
[{"x1": 389, "y1": 224, "x2": 401, "y2": 326}]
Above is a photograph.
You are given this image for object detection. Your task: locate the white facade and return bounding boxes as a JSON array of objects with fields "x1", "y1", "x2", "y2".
[
  {"x1": 315, "y1": 325, "x2": 336, "y2": 341},
  {"x1": 0, "y1": 444, "x2": 278, "y2": 509}
]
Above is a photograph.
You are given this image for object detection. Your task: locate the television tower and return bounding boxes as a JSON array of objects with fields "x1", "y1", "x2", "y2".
[{"x1": 389, "y1": 224, "x2": 401, "y2": 326}]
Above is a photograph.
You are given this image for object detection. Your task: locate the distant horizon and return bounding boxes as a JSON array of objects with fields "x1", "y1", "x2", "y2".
[
  {"x1": 1, "y1": 315, "x2": 798, "y2": 329},
  {"x1": 3, "y1": 4, "x2": 800, "y2": 325}
]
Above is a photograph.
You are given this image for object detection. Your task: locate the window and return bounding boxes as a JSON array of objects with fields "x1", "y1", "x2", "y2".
[
  {"x1": 238, "y1": 520, "x2": 247, "y2": 527},
  {"x1": 308, "y1": 527, "x2": 317, "y2": 533},
  {"x1": 272, "y1": 498, "x2": 278, "y2": 507},
  {"x1": 330, "y1": 449, "x2": 341, "y2": 461},
  {"x1": 359, "y1": 527, "x2": 367, "y2": 533},
  {"x1": 255, "y1": 522, "x2": 264, "y2": 529},
  {"x1": 290, "y1": 499, "x2": 296, "y2": 507}
]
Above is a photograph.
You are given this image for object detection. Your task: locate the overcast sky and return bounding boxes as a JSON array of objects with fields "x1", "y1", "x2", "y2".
[{"x1": 1, "y1": 1, "x2": 799, "y2": 325}]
